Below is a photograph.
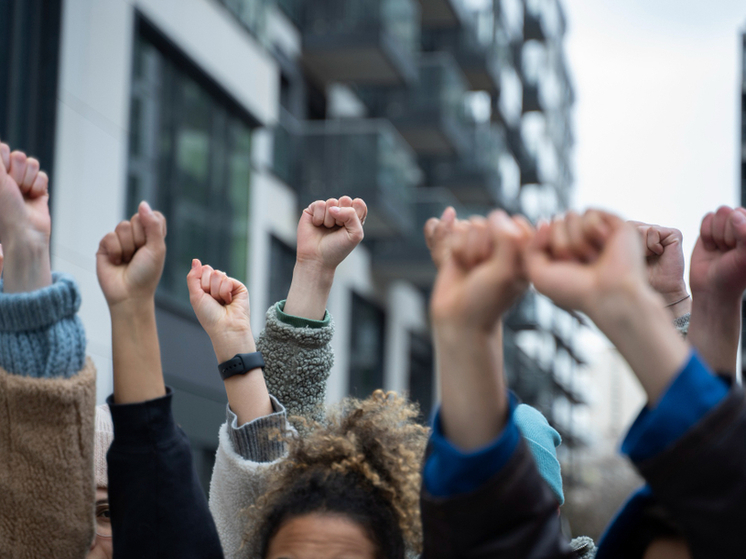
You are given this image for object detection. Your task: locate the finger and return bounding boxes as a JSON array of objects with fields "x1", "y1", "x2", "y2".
[
  {"x1": 712, "y1": 206, "x2": 731, "y2": 251},
  {"x1": 0, "y1": 143, "x2": 9, "y2": 171},
  {"x1": 219, "y1": 274, "x2": 234, "y2": 305},
  {"x1": 21, "y1": 157, "x2": 40, "y2": 194},
  {"x1": 153, "y1": 210, "x2": 167, "y2": 238},
  {"x1": 728, "y1": 208, "x2": 746, "y2": 249},
  {"x1": 309, "y1": 200, "x2": 324, "y2": 226},
  {"x1": 0, "y1": 244, "x2": 4, "y2": 276},
  {"x1": 328, "y1": 206, "x2": 364, "y2": 244},
  {"x1": 98, "y1": 232, "x2": 123, "y2": 266},
  {"x1": 114, "y1": 221, "x2": 136, "y2": 263},
  {"x1": 646, "y1": 227, "x2": 664, "y2": 256},
  {"x1": 138, "y1": 201, "x2": 167, "y2": 247},
  {"x1": 130, "y1": 213, "x2": 146, "y2": 249},
  {"x1": 424, "y1": 217, "x2": 440, "y2": 248},
  {"x1": 699, "y1": 212, "x2": 717, "y2": 251},
  {"x1": 338, "y1": 195, "x2": 353, "y2": 208},
  {"x1": 565, "y1": 211, "x2": 596, "y2": 261},
  {"x1": 29, "y1": 170, "x2": 48, "y2": 198},
  {"x1": 323, "y1": 198, "x2": 339, "y2": 228},
  {"x1": 352, "y1": 198, "x2": 368, "y2": 226},
  {"x1": 186, "y1": 259, "x2": 204, "y2": 302},
  {"x1": 8, "y1": 151, "x2": 27, "y2": 186},
  {"x1": 582, "y1": 210, "x2": 611, "y2": 249},
  {"x1": 463, "y1": 217, "x2": 490, "y2": 268},
  {"x1": 549, "y1": 216, "x2": 573, "y2": 260},
  {"x1": 211, "y1": 271, "x2": 225, "y2": 303},
  {"x1": 201, "y1": 265, "x2": 214, "y2": 294},
  {"x1": 512, "y1": 214, "x2": 535, "y2": 239}
]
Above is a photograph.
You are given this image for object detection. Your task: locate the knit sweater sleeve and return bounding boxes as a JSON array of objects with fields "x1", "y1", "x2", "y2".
[
  {"x1": 0, "y1": 359, "x2": 97, "y2": 559},
  {"x1": 257, "y1": 301, "x2": 334, "y2": 425},
  {"x1": 0, "y1": 272, "x2": 86, "y2": 378}
]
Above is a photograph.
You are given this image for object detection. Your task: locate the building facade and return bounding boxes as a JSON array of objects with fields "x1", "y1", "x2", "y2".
[{"x1": 1, "y1": 0, "x2": 583, "y2": 490}]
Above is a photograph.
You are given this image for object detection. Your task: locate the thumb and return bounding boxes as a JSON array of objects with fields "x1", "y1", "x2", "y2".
[
  {"x1": 186, "y1": 259, "x2": 206, "y2": 303},
  {"x1": 731, "y1": 208, "x2": 746, "y2": 250},
  {"x1": 0, "y1": 143, "x2": 9, "y2": 174},
  {"x1": 328, "y1": 206, "x2": 364, "y2": 244},
  {"x1": 138, "y1": 201, "x2": 166, "y2": 246}
]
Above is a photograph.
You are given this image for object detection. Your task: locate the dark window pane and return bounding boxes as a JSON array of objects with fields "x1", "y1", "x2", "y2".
[
  {"x1": 408, "y1": 331, "x2": 434, "y2": 422},
  {"x1": 268, "y1": 236, "x2": 296, "y2": 308},
  {"x1": 127, "y1": 24, "x2": 252, "y2": 313},
  {"x1": 348, "y1": 293, "x2": 386, "y2": 398}
]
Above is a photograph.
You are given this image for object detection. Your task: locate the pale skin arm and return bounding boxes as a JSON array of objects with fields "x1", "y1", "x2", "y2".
[
  {"x1": 526, "y1": 211, "x2": 689, "y2": 404},
  {"x1": 687, "y1": 206, "x2": 746, "y2": 377},
  {"x1": 187, "y1": 262, "x2": 273, "y2": 425},
  {"x1": 0, "y1": 143, "x2": 52, "y2": 293},
  {"x1": 431, "y1": 212, "x2": 533, "y2": 450},
  {"x1": 283, "y1": 196, "x2": 366, "y2": 320},
  {"x1": 96, "y1": 202, "x2": 167, "y2": 404}
]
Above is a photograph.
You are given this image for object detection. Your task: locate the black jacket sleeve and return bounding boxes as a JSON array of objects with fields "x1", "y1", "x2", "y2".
[
  {"x1": 420, "y1": 438, "x2": 574, "y2": 559},
  {"x1": 635, "y1": 385, "x2": 746, "y2": 558},
  {"x1": 107, "y1": 389, "x2": 224, "y2": 559}
]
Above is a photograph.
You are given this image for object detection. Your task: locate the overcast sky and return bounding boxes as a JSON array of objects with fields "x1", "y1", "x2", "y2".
[{"x1": 563, "y1": 0, "x2": 745, "y2": 280}]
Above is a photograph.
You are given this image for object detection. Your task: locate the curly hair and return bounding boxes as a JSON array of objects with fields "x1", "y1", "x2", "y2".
[{"x1": 243, "y1": 390, "x2": 428, "y2": 558}]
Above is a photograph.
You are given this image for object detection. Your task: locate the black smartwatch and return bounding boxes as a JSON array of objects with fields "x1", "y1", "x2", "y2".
[{"x1": 218, "y1": 352, "x2": 265, "y2": 381}]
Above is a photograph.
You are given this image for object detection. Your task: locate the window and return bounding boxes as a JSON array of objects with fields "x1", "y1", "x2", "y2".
[
  {"x1": 408, "y1": 331, "x2": 434, "y2": 422},
  {"x1": 268, "y1": 236, "x2": 296, "y2": 307},
  {"x1": 348, "y1": 293, "x2": 386, "y2": 398},
  {"x1": 128, "y1": 19, "x2": 253, "y2": 311}
]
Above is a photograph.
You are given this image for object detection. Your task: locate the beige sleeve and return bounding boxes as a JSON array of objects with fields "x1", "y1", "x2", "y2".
[{"x1": 0, "y1": 358, "x2": 96, "y2": 559}]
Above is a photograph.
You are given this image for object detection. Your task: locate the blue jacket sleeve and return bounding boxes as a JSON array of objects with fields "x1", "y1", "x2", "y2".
[
  {"x1": 0, "y1": 272, "x2": 86, "y2": 378},
  {"x1": 107, "y1": 389, "x2": 224, "y2": 559},
  {"x1": 424, "y1": 394, "x2": 520, "y2": 497}
]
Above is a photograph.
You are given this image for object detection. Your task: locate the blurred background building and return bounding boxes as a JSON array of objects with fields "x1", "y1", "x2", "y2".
[{"x1": 0, "y1": 0, "x2": 586, "y2": 492}]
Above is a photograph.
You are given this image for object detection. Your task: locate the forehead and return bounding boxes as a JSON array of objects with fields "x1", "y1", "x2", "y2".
[{"x1": 266, "y1": 513, "x2": 377, "y2": 559}]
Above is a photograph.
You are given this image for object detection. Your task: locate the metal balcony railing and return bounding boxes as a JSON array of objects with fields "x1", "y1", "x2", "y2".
[
  {"x1": 298, "y1": 119, "x2": 420, "y2": 238},
  {"x1": 302, "y1": 0, "x2": 420, "y2": 86}
]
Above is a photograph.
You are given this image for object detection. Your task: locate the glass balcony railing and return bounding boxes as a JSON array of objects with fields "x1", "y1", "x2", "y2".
[
  {"x1": 301, "y1": 0, "x2": 420, "y2": 86},
  {"x1": 276, "y1": 0, "x2": 300, "y2": 24},
  {"x1": 272, "y1": 109, "x2": 302, "y2": 187},
  {"x1": 217, "y1": 0, "x2": 270, "y2": 42},
  {"x1": 299, "y1": 119, "x2": 420, "y2": 238},
  {"x1": 361, "y1": 53, "x2": 471, "y2": 157},
  {"x1": 372, "y1": 187, "x2": 466, "y2": 286}
]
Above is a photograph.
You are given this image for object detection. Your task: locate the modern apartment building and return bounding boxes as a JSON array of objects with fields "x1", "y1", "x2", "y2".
[{"x1": 1, "y1": 0, "x2": 585, "y2": 489}]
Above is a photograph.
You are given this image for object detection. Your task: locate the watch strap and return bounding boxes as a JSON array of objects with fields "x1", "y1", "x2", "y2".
[{"x1": 218, "y1": 352, "x2": 265, "y2": 381}]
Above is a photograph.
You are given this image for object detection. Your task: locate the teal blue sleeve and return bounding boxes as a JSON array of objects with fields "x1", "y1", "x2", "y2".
[{"x1": 0, "y1": 272, "x2": 86, "y2": 378}]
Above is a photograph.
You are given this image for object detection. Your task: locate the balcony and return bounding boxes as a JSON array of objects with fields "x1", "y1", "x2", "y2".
[
  {"x1": 272, "y1": 109, "x2": 302, "y2": 186},
  {"x1": 361, "y1": 53, "x2": 471, "y2": 157},
  {"x1": 298, "y1": 119, "x2": 421, "y2": 238},
  {"x1": 422, "y1": 13, "x2": 500, "y2": 93},
  {"x1": 301, "y1": 0, "x2": 419, "y2": 86},
  {"x1": 506, "y1": 290, "x2": 555, "y2": 331},
  {"x1": 421, "y1": 124, "x2": 516, "y2": 207},
  {"x1": 416, "y1": 0, "x2": 469, "y2": 29},
  {"x1": 217, "y1": 0, "x2": 271, "y2": 41},
  {"x1": 371, "y1": 187, "x2": 466, "y2": 287},
  {"x1": 523, "y1": 0, "x2": 564, "y2": 43}
]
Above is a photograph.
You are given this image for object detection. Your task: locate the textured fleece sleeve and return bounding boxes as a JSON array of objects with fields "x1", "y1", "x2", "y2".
[
  {"x1": 0, "y1": 272, "x2": 86, "y2": 378},
  {"x1": 225, "y1": 394, "x2": 288, "y2": 462},
  {"x1": 209, "y1": 418, "x2": 290, "y2": 559},
  {"x1": 257, "y1": 301, "x2": 334, "y2": 425},
  {"x1": 0, "y1": 359, "x2": 97, "y2": 559},
  {"x1": 673, "y1": 313, "x2": 689, "y2": 338}
]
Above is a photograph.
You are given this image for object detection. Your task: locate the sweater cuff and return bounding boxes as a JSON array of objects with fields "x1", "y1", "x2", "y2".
[
  {"x1": 0, "y1": 272, "x2": 82, "y2": 331},
  {"x1": 107, "y1": 388, "x2": 177, "y2": 447},
  {"x1": 622, "y1": 350, "x2": 728, "y2": 462},
  {"x1": 226, "y1": 394, "x2": 288, "y2": 462},
  {"x1": 673, "y1": 313, "x2": 690, "y2": 337},
  {"x1": 0, "y1": 272, "x2": 86, "y2": 379},
  {"x1": 424, "y1": 393, "x2": 519, "y2": 498},
  {"x1": 274, "y1": 300, "x2": 330, "y2": 329}
]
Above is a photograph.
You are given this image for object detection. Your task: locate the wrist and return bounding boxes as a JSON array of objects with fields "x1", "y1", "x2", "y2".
[
  {"x1": 292, "y1": 260, "x2": 336, "y2": 287},
  {"x1": 283, "y1": 261, "x2": 334, "y2": 321},
  {"x1": 108, "y1": 297, "x2": 156, "y2": 320},
  {"x1": 1, "y1": 235, "x2": 52, "y2": 293},
  {"x1": 212, "y1": 330, "x2": 256, "y2": 364}
]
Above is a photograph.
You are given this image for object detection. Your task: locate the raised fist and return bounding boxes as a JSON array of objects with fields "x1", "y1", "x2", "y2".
[
  {"x1": 0, "y1": 143, "x2": 50, "y2": 246},
  {"x1": 296, "y1": 196, "x2": 366, "y2": 272},
  {"x1": 525, "y1": 210, "x2": 648, "y2": 318},
  {"x1": 690, "y1": 206, "x2": 746, "y2": 303},
  {"x1": 186, "y1": 260, "x2": 252, "y2": 342},
  {"x1": 629, "y1": 221, "x2": 687, "y2": 306},
  {"x1": 96, "y1": 201, "x2": 167, "y2": 308},
  {"x1": 430, "y1": 211, "x2": 533, "y2": 332}
]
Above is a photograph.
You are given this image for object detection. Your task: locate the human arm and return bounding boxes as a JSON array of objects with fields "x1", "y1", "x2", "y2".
[
  {"x1": 97, "y1": 202, "x2": 223, "y2": 558},
  {"x1": 687, "y1": 206, "x2": 746, "y2": 377},
  {"x1": 0, "y1": 142, "x2": 96, "y2": 559}
]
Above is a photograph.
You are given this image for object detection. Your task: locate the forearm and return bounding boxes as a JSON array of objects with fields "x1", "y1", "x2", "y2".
[
  {"x1": 283, "y1": 261, "x2": 334, "y2": 321},
  {"x1": 592, "y1": 287, "x2": 690, "y2": 403},
  {"x1": 435, "y1": 323, "x2": 508, "y2": 451},
  {"x1": 688, "y1": 296, "x2": 740, "y2": 376},
  {"x1": 1, "y1": 235, "x2": 52, "y2": 293},
  {"x1": 110, "y1": 300, "x2": 166, "y2": 404},
  {"x1": 212, "y1": 329, "x2": 273, "y2": 425}
]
